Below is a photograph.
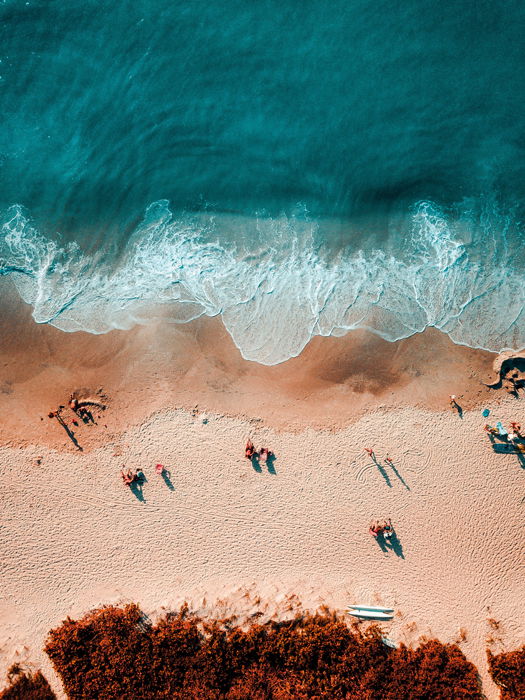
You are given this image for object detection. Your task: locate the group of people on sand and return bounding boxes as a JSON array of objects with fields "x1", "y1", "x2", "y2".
[
  {"x1": 484, "y1": 421, "x2": 523, "y2": 443},
  {"x1": 48, "y1": 393, "x2": 107, "y2": 429},
  {"x1": 121, "y1": 468, "x2": 144, "y2": 485},
  {"x1": 245, "y1": 439, "x2": 274, "y2": 463},
  {"x1": 369, "y1": 518, "x2": 394, "y2": 540},
  {"x1": 120, "y1": 463, "x2": 168, "y2": 486}
]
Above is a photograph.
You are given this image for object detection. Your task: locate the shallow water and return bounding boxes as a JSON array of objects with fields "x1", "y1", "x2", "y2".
[{"x1": 1, "y1": 0, "x2": 525, "y2": 363}]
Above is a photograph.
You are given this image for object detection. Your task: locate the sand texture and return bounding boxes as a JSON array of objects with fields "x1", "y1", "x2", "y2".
[{"x1": 1, "y1": 398, "x2": 524, "y2": 699}]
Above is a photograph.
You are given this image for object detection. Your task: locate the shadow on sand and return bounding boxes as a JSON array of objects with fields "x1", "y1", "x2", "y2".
[
  {"x1": 492, "y1": 442, "x2": 525, "y2": 468},
  {"x1": 250, "y1": 454, "x2": 262, "y2": 473},
  {"x1": 129, "y1": 471, "x2": 147, "y2": 502},
  {"x1": 161, "y1": 470, "x2": 175, "y2": 490},
  {"x1": 375, "y1": 531, "x2": 405, "y2": 559},
  {"x1": 267, "y1": 453, "x2": 277, "y2": 474},
  {"x1": 372, "y1": 456, "x2": 392, "y2": 487},
  {"x1": 386, "y1": 460, "x2": 410, "y2": 490}
]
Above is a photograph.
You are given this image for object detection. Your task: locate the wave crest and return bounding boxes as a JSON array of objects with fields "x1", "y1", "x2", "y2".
[{"x1": 1, "y1": 200, "x2": 524, "y2": 364}]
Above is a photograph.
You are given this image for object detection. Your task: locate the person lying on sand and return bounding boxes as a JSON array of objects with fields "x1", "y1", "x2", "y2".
[
  {"x1": 120, "y1": 468, "x2": 136, "y2": 485},
  {"x1": 510, "y1": 422, "x2": 522, "y2": 437},
  {"x1": 484, "y1": 424, "x2": 498, "y2": 436},
  {"x1": 382, "y1": 518, "x2": 394, "y2": 539},
  {"x1": 369, "y1": 520, "x2": 382, "y2": 536},
  {"x1": 245, "y1": 440, "x2": 256, "y2": 459},
  {"x1": 258, "y1": 448, "x2": 274, "y2": 463}
]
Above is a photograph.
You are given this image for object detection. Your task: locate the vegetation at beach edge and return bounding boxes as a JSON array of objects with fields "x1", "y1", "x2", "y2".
[
  {"x1": 0, "y1": 664, "x2": 55, "y2": 700},
  {"x1": 3, "y1": 605, "x2": 523, "y2": 699},
  {"x1": 487, "y1": 646, "x2": 525, "y2": 700},
  {"x1": 44, "y1": 604, "x2": 483, "y2": 699}
]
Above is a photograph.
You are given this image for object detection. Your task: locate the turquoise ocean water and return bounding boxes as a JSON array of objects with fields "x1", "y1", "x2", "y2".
[{"x1": 1, "y1": 0, "x2": 525, "y2": 363}]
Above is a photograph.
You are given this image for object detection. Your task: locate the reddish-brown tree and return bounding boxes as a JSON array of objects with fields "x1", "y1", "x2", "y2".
[
  {"x1": 0, "y1": 665, "x2": 55, "y2": 700},
  {"x1": 488, "y1": 646, "x2": 525, "y2": 700}
]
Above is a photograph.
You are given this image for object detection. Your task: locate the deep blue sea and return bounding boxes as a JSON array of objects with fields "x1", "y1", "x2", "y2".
[{"x1": 1, "y1": 0, "x2": 525, "y2": 363}]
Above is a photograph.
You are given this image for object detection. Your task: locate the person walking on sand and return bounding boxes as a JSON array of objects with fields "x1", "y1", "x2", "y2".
[
  {"x1": 449, "y1": 395, "x2": 459, "y2": 410},
  {"x1": 449, "y1": 395, "x2": 463, "y2": 418},
  {"x1": 385, "y1": 454, "x2": 393, "y2": 465},
  {"x1": 364, "y1": 448, "x2": 375, "y2": 459}
]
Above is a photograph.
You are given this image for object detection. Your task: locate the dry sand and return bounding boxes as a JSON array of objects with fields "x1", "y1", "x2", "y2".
[{"x1": 0, "y1": 283, "x2": 524, "y2": 699}]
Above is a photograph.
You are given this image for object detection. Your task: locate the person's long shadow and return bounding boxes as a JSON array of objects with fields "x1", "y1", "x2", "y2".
[
  {"x1": 129, "y1": 480, "x2": 145, "y2": 502},
  {"x1": 372, "y1": 456, "x2": 392, "y2": 487},
  {"x1": 161, "y1": 469, "x2": 175, "y2": 490},
  {"x1": 250, "y1": 454, "x2": 262, "y2": 473},
  {"x1": 267, "y1": 453, "x2": 277, "y2": 475},
  {"x1": 129, "y1": 471, "x2": 147, "y2": 502},
  {"x1": 373, "y1": 534, "x2": 389, "y2": 553},
  {"x1": 515, "y1": 451, "x2": 525, "y2": 469},
  {"x1": 386, "y1": 460, "x2": 410, "y2": 491},
  {"x1": 453, "y1": 402, "x2": 464, "y2": 419},
  {"x1": 55, "y1": 413, "x2": 83, "y2": 451},
  {"x1": 386, "y1": 531, "x2": 405, "y2": 559},
  {"x1": 497, "y1": 444, "x2": 525, "y2": 475}
]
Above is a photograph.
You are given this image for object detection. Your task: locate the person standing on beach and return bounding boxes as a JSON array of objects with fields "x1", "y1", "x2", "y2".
[{"x1": 449, "y1": 395, "x2": 463, "y2": 418}]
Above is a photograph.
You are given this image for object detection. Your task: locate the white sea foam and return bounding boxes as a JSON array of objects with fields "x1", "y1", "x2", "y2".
[{"x1": 1, "y1": 200, "x2": 523, "y2": 364}]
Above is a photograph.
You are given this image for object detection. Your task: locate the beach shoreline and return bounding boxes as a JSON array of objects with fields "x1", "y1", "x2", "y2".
[{"x1": 0, "y1": 278, "x2": 498, "y2": 450}]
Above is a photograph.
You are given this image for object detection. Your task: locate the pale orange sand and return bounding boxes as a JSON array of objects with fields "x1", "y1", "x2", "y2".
[{"x1": 1, "y1": 398, "x2": 524, "y2": 699}]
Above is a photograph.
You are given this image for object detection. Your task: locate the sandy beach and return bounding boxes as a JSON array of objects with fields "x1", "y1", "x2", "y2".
[{"x1": 0, "y1": 287, "x2": 524, "y2": 699}]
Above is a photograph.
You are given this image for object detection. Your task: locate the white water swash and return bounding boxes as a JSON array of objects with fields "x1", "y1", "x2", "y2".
[{"x1": 1, "y1": 199, "x2": 524, "y2": 365}]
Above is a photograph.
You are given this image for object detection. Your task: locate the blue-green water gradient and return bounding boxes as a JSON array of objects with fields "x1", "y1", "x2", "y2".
[{"x1": 1, "y1": 0, "x2": 525, "y2": 362}]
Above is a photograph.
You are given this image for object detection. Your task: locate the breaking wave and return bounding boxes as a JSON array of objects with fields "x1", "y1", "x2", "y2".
[{"x1": 1, "y1": 199, "x2": 524, "y2": 364}]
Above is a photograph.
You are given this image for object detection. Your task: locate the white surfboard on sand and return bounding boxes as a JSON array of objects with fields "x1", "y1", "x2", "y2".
[
  {"x1": 347, "y1": 606, "x2": 394, "y2": 620},
  {"x1": 347, "y1": 604, "x2": 394, "y2": 614}
]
